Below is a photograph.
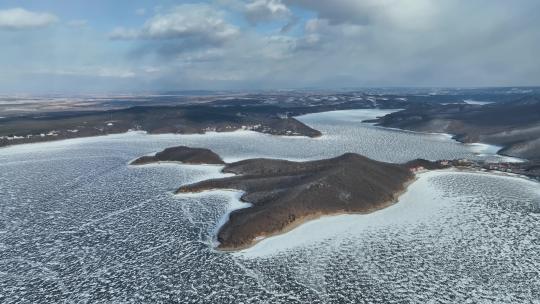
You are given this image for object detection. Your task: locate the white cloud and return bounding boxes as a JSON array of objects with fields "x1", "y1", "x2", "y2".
[
  {"x1": 135, "y1": 8, "x2": 146, "y2": 16},
  {"x1": 34, "y1": 67, "x2": 137, "y2": 79},
  {"x1": 142, "y1": 66, "x2": 160, "y2": 73},
  {"x1": 4, "y1": 1, "x2": 540, "y2": 92},
  {"x1": 95, "y1": 67, "x2": 136, "y2": 78},
  {"x1": 109, "y1": 27, "x2": 139, "y2": 39},
  {"x1": 244, "y1": 0, "x2": 291, "y2": 24},
  {"x1": 67, "y1": 19, "x2": 88, "y2": 28},
  {"x1": 286, "y1": 0, "x2": 436, "y2": 28},
  {"x1": 110, "y1": 4, "x2": 238, "y2": 46},
  {"x1": 0, "y1": 8, "x2": 58, "y2": 30}
]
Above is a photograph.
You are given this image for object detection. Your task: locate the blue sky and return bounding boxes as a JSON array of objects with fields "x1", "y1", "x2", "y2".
[{"x1": 0, "y1": 0, "x2": 539, "y2": 93}]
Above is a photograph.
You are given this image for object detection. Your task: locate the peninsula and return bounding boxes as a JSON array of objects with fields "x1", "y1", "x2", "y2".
[{"x1": 176, "y1": 153, "x2": 415, "y2": 250}]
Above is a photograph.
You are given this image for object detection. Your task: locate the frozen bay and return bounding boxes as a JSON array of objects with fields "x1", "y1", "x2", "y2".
[{"x1": 0, "y1": 109, "x2": 538, "y2": 303}]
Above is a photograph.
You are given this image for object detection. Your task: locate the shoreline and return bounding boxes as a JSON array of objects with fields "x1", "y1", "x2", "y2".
[
  {"x1": 0, "y1": 127, "x2": 321, "y2": 151},
  {"x1": 216, "y1": 176, "x2": 417, "y2": 252},
  {"x1": 0, "y1": 107, "x2": 523, "y2": 165},
  {"x1": 218, "y1": 166, "x2": 540, "y2": 253},
  {"x1": 0, "y1": 127, "x2": 320, "y2": 150},
  {"x1": 367, "y1": 122, "x2": 524, "y2": 163},
  {"x1": 175, "y1": 153, "x2": 416, "y2": 251},
  {"x1": 444, "y1": 166, "x2": 539, "y2": 183},
  {"x1": 232, "y1": 168, "x2": 540, "y2": 255}
]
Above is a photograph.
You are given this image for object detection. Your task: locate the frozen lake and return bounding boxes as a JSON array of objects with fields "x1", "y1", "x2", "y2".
[{"x1": 0, "y1": 109, "x2": 538, "y2": 303}]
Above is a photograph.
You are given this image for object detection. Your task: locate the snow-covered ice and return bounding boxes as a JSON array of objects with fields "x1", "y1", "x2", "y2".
[
  {"x1": 0, "y1": 109, "x2": 538, "y2": 303},
  {"x1": 464, "y1": 99, "x2": 495, "y2": 105}
]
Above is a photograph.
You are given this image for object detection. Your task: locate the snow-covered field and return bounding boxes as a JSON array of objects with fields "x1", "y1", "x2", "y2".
[{"x1": 0, "y1": 109, "x2": 538, "y2": 303}]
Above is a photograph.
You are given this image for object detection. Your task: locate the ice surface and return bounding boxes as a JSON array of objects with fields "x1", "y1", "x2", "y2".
[
  {"x1": 235, "y1": 170, "x2": 447, "y2": 258},
  {"x1": 236, "y1": 170, "x2": 539, "y2": 256},
  {"x1": 0, "y1": 109, "x2": 538, "y2": 303},
  {"x1": 464, "y1": 99, "x2": 495, "y2": 105},
  {"x1": 1, "y1": 109, "x2": 515, "y2": 164}
]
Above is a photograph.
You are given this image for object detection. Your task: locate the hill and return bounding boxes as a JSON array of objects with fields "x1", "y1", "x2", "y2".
[{"x1": 177, "y1": 153, "x2": 414, "y2": 250}]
